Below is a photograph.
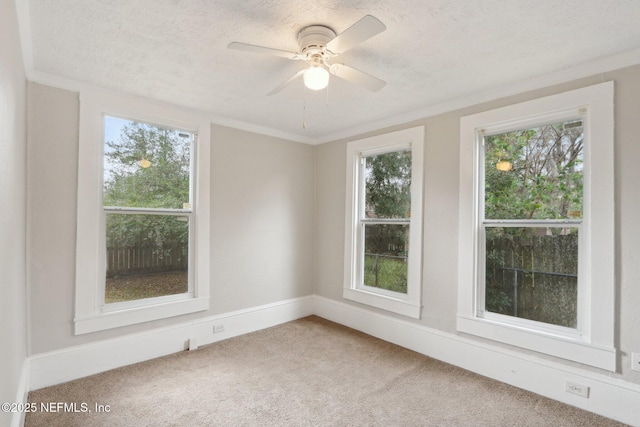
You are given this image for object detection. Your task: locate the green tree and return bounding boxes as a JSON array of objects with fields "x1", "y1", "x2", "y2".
[
  {"x1": 484, "y1": 122, "x2": 583, "y2": 221},
  {"x1": 483, "y1": 121, "x2": 583, "y2": 321},
  {"x1": 104, "y1": 123, "x2": 190, "y2": 210},
  {"x1": 364, "y1": 149, "x2": 411, "y2": 218},
  {"x1": 103, "y1": 121, "x2": 191, "y2": 252},
  {"x1": 363, "y1": 149, "x2": 412, "y2": 258},
  {"x1": 362, "y1": 149, "x2": 412, "y2": 292}
]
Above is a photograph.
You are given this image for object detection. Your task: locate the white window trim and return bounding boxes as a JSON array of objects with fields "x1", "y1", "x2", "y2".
[
  {"x1": 343, "y1": 126, "x2": 424, "y2": 319},
  {"x1": 457, "y1": 82, "x2": 615, "y2": 370},
  {"x1": 74, "y1": 89, "x2": 210, "y2": 334}
]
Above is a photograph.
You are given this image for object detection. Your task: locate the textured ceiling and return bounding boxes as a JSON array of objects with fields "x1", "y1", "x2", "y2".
[{"x1": 22, "y1": 0, "x2": 640, "y2": 143}]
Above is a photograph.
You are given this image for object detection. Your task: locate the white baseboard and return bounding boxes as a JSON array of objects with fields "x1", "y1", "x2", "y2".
[
  {"x1": 29, "y1": 295, "x2": 314, "y2": 390},
  {"x1": 26, "y1": 294, "x2": 640, "y2": 426},
  {"x1": 11, "y1": 358, "x2": 30, "y2": 427},
  {"x1": 313, "y1": 295, "x2": 640, "y2": 426}
]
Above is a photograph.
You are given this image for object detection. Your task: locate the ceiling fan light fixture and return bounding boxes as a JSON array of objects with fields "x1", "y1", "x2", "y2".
[
  {"x1": 303, "y1": 66, "x2": 329, "y2": 91},
  {"x1": 228, "y1": 15, "x2": 386, "y2": 95}
]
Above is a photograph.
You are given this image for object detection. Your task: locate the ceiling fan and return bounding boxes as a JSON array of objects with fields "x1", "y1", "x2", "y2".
[{"x1": 228, "y1": 15, "x2": 387, "y2": 95}]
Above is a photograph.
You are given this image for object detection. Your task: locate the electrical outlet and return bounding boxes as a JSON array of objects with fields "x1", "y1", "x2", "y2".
[
  {"x1": 632, "y1": 353, "x2": 640, "y2": 372},
  {"x1": 213, "y1": 324, "x2": 225, "y2": 333},
  {"x1": 566, "y1": 381, "x2": 590, "y2": 398}
]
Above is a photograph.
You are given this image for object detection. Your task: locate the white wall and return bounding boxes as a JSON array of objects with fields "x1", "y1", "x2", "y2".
[
  {"x1": 27, "y1": 84, "x2": 315, "y2": 353},
  {"x1": 210, "y1": 125, "x2": 315, "y2": 314},
  {"x1": 315, "y1": 65, "x2": 640, "y2": 385},
  {"x1": 0, "y1": 0, "x2": 28, "y2": 425}
]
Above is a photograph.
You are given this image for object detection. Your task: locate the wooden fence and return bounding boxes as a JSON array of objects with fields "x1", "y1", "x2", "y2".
[
  {"x1": 106, "y1": 244, "x2": 188, "y2": 277},
  {"x1": 365, "y1": 224, "x2": 408, "y2": 256},
  {"x1": 485, "y1": 232, "x2": 578, "y2": 328}
]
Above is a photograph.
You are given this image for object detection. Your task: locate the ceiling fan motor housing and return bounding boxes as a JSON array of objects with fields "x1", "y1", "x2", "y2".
[
  {"x1": 298, "y1": 25, "x2": 337, "y2": 56},
  {"x1": 227, "y1": 15, "x2": 386, "y2": 94}
]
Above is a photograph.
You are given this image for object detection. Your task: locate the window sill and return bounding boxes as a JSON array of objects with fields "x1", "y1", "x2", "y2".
[
  {"x1": 74, "y1": 296, "x2": 209, "y2": 335},
  {"x1": 343, "y1": 288, "x2": 421, "y2": 319},
  {"x1": 456, "y1": 315, "x2": 616, "y2": 371}
]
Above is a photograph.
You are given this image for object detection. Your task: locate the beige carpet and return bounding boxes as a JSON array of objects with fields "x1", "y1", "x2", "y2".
[{"x1": 26, "y1": 316, "x2": 625, "y2": 426}]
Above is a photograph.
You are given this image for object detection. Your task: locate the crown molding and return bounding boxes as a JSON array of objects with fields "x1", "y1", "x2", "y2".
[{"x1": 14, "y1": 0, "x2": 640, "y2": 146}]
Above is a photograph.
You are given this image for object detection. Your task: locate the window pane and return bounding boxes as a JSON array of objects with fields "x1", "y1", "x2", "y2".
[
  {"x1": 484, "y1": 120, "x2": 583, "y2": 220},
  {"x1": 485, "y1": 227, "x2": 578, "y2": 328},
  {"x1": 105, "y1": 214, "x2": 189, "y2": 303},
  {"x1": 103, "y1": 116, "x2": 192, "y2": 209},
  {"x1": 363, "y1": 224, "x2": 408, "y2": 293},
  {"x1": 364, "y1": 150, "x2": 411, "y2": 219}
]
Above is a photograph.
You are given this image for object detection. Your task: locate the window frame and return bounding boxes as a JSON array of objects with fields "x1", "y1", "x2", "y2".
[
  {"x1": 457, "y1": 82, "x2": 615, "y2": 370},
  {"x1": 479, "y1": 117, "x2": 585, "y2": 336},
  {"x1": 343, "y1": 126, "x2": 424, "y2": 319},
  {"x1": 101, "y1": 117, "x2": 196, "y2": 310},
  {"x1": 74, "y1": 89, "x2": 210, "y2": 334}
]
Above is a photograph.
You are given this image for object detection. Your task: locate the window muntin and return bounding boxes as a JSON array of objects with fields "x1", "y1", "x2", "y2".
[
  {"x1": 102, "y1": 117, "x2": 195, "y2": 306},
  {"x1": 481, "y1": 120, "x2": 583, "y2": 329}
]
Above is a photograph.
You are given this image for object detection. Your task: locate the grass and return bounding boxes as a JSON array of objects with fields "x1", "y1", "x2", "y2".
[
  {"x1": 105, "y1": 270, "x2": 188, "y2": 303},
  {"x1": 364, "y1": 255, "x2": 408, "y2": 293},
  {"x1": 105, "y1": 257, "x2": 409, "y2": 304}
]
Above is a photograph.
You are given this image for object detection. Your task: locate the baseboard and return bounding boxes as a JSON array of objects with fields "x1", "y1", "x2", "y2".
[
  {"x1": 313, "y1": 295, "x2": 640, "y2": 426},
  {"x1": 26, "y1": 294, "x2": 640, "y2": 425},
  {"x1": 10, "y1": 358, "x2": 30, "y2": 427},
  {"x1": 29, "y1": 295, "x2": 314, "y2": 390}
]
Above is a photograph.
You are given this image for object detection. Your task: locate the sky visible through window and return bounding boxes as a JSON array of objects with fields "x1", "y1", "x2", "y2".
[
  {"x1": 103, "y1": 116, "x2": 133, "y2": 185},
  {"x1": 104, "y1": 115, "x2": 131, "y2": 145}
]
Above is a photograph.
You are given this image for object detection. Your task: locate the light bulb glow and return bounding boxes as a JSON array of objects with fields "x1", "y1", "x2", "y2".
[
  {"x1": 496, "y1": 160, "x2": 513, "y2": 171},
  {"x1": 303, "y1": 66, "x2": 329, "y2": 91}
]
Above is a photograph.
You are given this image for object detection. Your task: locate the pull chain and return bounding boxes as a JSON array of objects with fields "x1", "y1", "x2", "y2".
[
  {"x1": 326, "y1": 78, "x2": 330, "y2": 106},
  {"x1": 302, "y1": 87, "x2": 307, "y2": 129},
  {"x1": 301, "y1": 81, "x2": 330, "y2": 129}
]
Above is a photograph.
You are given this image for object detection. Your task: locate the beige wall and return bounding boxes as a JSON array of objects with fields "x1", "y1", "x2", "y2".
[
  {"x1": 24, "y1": 61, "x2": 640, "y2": 384},
  {"x1": 27, "y1": 84, "x2": 315, "y2": 353},
  {"x1": 315, "y1": 64, "x2": 640, "y2": 383},
  {"x1": 210, "y1": 125, "x2": 315, "y2": 313},
  {"x1": 0, "y1": 0, "x2": 28, "y2": 423},
  {"x1": 27, "y1": 84, "x2": 80, "y2": 353}
]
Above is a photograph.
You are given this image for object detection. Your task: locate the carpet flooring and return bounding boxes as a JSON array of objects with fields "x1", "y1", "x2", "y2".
[{"x1": 26, "y1": 316, "x2": 626, "y2": 426}]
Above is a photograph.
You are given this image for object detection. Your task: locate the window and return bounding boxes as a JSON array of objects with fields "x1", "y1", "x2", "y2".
[
  {"x1": 75, "y1": 90, "x2": 210, "y2": 334},
  {"x1": 483, "y1": 119, "x2": 584, "y2": 329},
  {"x1": 103, "y1": 117, "x2": 194, "y2": 306},
  {"x1": 457, "y1": 82, "x2": 615, "y2": 370},
  {"x1": 344, "y1": 126, "x2": 424, "y2": 318}
]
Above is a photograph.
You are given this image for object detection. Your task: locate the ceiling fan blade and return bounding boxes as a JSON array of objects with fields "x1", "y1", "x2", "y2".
[
  {"x1": 329, "y1": 63, "x2": 386, "y2": 92},
  {"x1": 227, "y1": 42, "x2": 302, "y2": 60},
  {"x1": 267, "y1": 69, "x2": 306, "y2": 95},
  {"x1": 325, "y1": 15, "x2": 386, "y2": 55}
]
